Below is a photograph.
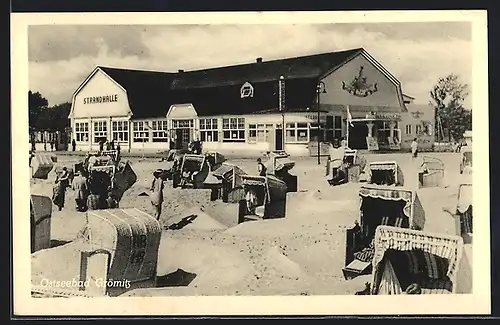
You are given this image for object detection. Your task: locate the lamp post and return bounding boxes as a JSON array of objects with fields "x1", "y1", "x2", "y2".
[
  {"x1": 279, "y1": 75, "x2": 286, "y2": 151},
  {"x1": 316, "y1": 81, "x2": 327, "y2": 165}
]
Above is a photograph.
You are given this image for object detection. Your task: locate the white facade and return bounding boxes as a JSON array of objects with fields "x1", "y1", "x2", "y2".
[{"x1": 69, "y1": 50, "x2": 427, "y2": 155}]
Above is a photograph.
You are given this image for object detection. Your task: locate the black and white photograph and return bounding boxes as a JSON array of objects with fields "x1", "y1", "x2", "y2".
[{"x1": 12, "y1": 11, "x2": 489, "y2": 315}]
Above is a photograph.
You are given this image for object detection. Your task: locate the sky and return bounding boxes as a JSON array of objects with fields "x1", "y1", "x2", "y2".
[{"x1": 28, "y1": 22, "x2": 472, "y2": 108}]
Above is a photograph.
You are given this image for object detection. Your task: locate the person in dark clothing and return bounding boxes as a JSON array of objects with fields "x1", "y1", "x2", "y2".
[
  {"x1": 106, "y1": 191, "x2": 119, "y2": 209},
  {"x1": 72, "y1": 139, "x2": 76, "y2": 151},
  {"x1": 116, "y1": 142, "x2": 121, "y2": 161},
  {"x1": 110, "y1": 139, "x2": 115, "y2": 150},
  {"x1": 257, "y1": 158, "x2": 267, "y2": 177},
  {"x1": 99, "y1": 139, "x2": 104, "y2": 152}
]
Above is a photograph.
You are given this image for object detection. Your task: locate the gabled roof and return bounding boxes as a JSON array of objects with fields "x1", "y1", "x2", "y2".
[
  {"x1": 76, "y1": 48, "x2": 405, "y2": 118},
  {"x1": 171, "y1": 48, "x2": 363, "y2": 89},
  {"x1": 98, "y1": 66, "x2": 178, "y2": 119}
]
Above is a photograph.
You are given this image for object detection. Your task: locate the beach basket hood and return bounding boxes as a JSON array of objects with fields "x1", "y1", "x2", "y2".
[
  {"x1": 359, "y1": 185, "x2": 425, "y2": 231},
  {"x1": 370, "y1": 226, "x2": 464, "y2": 294},
  {"x1": 368, "y1": 161, "x2": 404, "y2": 186},
  {"x1": 84, "y1": 208, "x2": 162, "y2": 283}
]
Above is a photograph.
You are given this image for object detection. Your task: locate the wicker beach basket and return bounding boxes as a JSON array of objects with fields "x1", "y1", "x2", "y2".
[
  {"x1": 368, "y1": 161, "x2": 404, "y2": 186},
  {"x1": 370, "y1": 225, "x2": 464, "y2": 295},
  {"x1": 84, "y1": 208, "x2": 162, "y2": 283},
  {"x1": 30, "y1": 195, "x2": 52, "y2": 253},
  {"x1": 31, "y1": 153, "x2": 54, "y2": 179},
  {"x1": 420, "y1": 156, "x2": 445, "y2": 188}
]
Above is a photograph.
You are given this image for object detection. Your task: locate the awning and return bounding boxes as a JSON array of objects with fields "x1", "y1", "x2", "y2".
[
  {"x1": 210, "y1": 163, "x2": 247, "y2": 187},
  {"x1": 457, "y1": 184, "x2": 472, "y2": 213},
  {"x1": 359, "y1": 185, "x2": 425, "y2": 230}
]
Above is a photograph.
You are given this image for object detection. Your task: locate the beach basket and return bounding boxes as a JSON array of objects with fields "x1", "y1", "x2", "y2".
[
  {"x1": 31, "y1": 153, "x2": 54, "y2": 179},
  {"x1": 264, "y1": 152, "x2": 297, "y2": 192},
  {"x1": 370, "y1": 226, "x2": 464, "y2": 295},
  {"x1": 238, "y1": 175, "x2": 287, "y2": 222},
  {"x1": 343, "y1": 185, "x2": 425, "y2": 279},
  {"x1": 113, "y1": 159, "x2": 137, "y2": 200},
  {"x1": 30, "y1": 195, "x2": 52, "y2": 253},
  {"x1": 205, "y1": 151, "x2": 227, "y2": 171},
  {"x1": 454, "y1": 183, "x2": 473, "y2": 244},
  {"x1": 180, "y1": 154, "x2": 210, "y2": 188},
  {"x1": 264, "y1": 151, "x2": 295, "y2": 174},
  {"x1": 101, "y1": 150, "x2": 118, "y2": 162},
  {"x1": 460, "y1": 149, "x2": 473, "y2": 174},
  {"x1": 209, "y1": 163, "x2": 247, "y2": 203},
  {"x1": 419, "y1": 156, "x2": 445, "y2": 188},
  {"x1": 368, "y1": 161, "x2": 404, "y2": 186},
  {"x1": 84, "y1": 208, "x2": 162, "y2": 284}
]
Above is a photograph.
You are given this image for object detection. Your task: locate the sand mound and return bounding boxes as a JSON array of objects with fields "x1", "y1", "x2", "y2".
[
  {"x1": 284, "y1": 237, "x2": 347, "y2": 278},
  {"x1": 168, "y1": 207, "x2": 228, "y2": 231},
  {"x1": 157, "y1": 236, "x2": 253, "y2": 291},
  {"x1": 121, "y1": 186, "x2": 213, "y2": 224},
  {"x1": 31, "y1": 240, "x2": 90, "y2": 290},
  {"x1": 199, "y1": 201, "x2": 240, "y2": 228},
  {"x1": 261, "y1": 246, "x2": 306, "y2": 280}
]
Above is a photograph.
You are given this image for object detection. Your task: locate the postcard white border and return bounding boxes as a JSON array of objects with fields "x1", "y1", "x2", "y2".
[{"x1": 12, "y1": 10, "x2": 490, "y2": 316}]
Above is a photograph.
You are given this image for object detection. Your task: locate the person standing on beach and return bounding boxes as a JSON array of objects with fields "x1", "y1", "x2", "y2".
[
  {"x1": 150, "y1": 169, "x2": 165, "y2": 220},
  {"x1": 72, "y1": 170, "x2": 89, "y2": 212},
  {"x1": 257, "y1": 158, "x2": 267, "y2": 177},
  {"x1": 411, "y1": 138, "x2": 419, "y2": 159}
]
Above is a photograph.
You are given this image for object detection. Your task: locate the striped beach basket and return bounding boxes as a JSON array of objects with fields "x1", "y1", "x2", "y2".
[
  {"x1": 31, "y1": 154, "x2": 54, "y2": 179},
  {"x1": 83, "y1": 208, "x2": 162, "y2": 284},
  {"x1": 370, "y1": 226, "x2": 464, "y2": 295},
  {"x1": 30, "y1": 195, "x2": 52, "y2": 253}
]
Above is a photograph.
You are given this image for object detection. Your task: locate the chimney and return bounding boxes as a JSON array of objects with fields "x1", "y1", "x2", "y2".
[
  {"x1": 178, "y1": 69, "x2": 184, "y2": 73},
  {"x1": 256, "y1": 57, "x2": 263, "y2": 63}
]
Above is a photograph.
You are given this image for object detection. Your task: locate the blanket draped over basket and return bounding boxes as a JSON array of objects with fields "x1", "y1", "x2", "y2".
[{"x1": 371, "y1": 226, "x2": 464, "y2": 295}]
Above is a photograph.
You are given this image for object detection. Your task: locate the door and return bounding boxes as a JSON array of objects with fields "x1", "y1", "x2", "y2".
[
  {"x1": 349, "y1": 123, "x2": 368, "y2": 150},
  {"x1": 275, "y1": 128, "x2": 283, "y2": 151},
  {"x1": 174, "y1": 129, "x2": 183, "y2": 149}
]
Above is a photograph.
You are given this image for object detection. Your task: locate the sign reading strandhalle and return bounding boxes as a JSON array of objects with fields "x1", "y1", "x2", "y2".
[{"x1": 83, "y1": 94, "x2": 118, "y2": 104}]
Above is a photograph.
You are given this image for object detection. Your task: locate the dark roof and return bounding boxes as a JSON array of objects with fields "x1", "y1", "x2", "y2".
[
  {"x1": 98, "y1": 67, "x2": 177, "y2": 119},
  {"x1": 96, "y1": 48, "x2": 364, "y2": 118}
]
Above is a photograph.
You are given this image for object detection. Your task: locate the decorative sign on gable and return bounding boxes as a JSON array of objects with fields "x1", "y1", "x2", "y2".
[
  {"x1": 411, "y1": 111, "x2": 423, "y2": 119},
  {"x1": 83, "y1": 94, "x2": 118, "y2": 104},
  {"x1": 342, "y1": 66, "x2": 378, "y2": 97},
  {"x1": 240, "y1": 82, "x2": 254, "y2": 98}
]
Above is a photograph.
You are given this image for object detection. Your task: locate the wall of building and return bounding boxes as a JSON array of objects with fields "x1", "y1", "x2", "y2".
[
  {"x1": 399, "y1": 104, "x2": 435, "y2": 151},
  {"x1": 320, "y1": 53, "x2": 402, "y2": 109}
]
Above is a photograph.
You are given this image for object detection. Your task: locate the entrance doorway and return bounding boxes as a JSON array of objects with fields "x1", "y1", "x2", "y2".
[
  {"x1": 348, "y1": 123, "x2": 368, "y2": 149},
  {"x1": 275, "y1": 128, "x2": 283, "y2": 151},
  {"x1": 174, "y1": 128, "x2": 191, "y2": 149}
]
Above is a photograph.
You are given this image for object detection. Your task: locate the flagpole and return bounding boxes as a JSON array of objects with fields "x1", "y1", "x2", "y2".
[{"x1": 346, "y1": 105, "x2": 350, "y2": 147}]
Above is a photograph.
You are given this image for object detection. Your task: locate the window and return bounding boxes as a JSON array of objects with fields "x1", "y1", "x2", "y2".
[
  {"x1": 405, "y1": 124, "x2": 412, "y2": 135},
  {"x1": 222, "y1": 117, "x2": 245, "y2": 142},
  {"x1": 285, "y1": 122, "x2": 309, "y2": 143},
  {"x1": 248, "y1": 124, "x2": 271, "y2": 143},
  {"x1": 133, "y1": 121, "x2": 150, "y2": 142},
  {"x1": 200, "y1": 118, "x2": 219, "y2": 142},
  {"x1": 75, "y1": 122, "x2": 89, "y2": 142},
  {"x1": 151, "y1": 120, "x2": 168, "y2": 142},
  {"x1": 172, "y1": 119, "x2": 194, "y2": 128},
  {"x1": 111, "y1": 120, "x2": 129, "y2": 143},
  {"x1": 93, "y1": 121, "x2": 107, "y2": 143},
  {"x1": 334, "y1": 116, "x2": 342, "y2": 140},
  {"x1": 415, "y1": 124, "x2": 422, "y2": 135}
]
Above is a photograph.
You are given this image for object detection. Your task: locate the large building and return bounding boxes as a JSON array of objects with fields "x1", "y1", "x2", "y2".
[{"x1": 68, "y1": 47, "x2": 435, "y2": 155}]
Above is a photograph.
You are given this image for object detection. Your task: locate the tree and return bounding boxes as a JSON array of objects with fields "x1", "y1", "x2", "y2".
[
  {"x1": 429, "y1": 74, "x2": 471, "y2": 142},
  {"x1": 38, "y1": 102, "x2": 71, "y2": 130},
  {"x1": 28, "y1": 90, "x2": 49, "y2": 129}
]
